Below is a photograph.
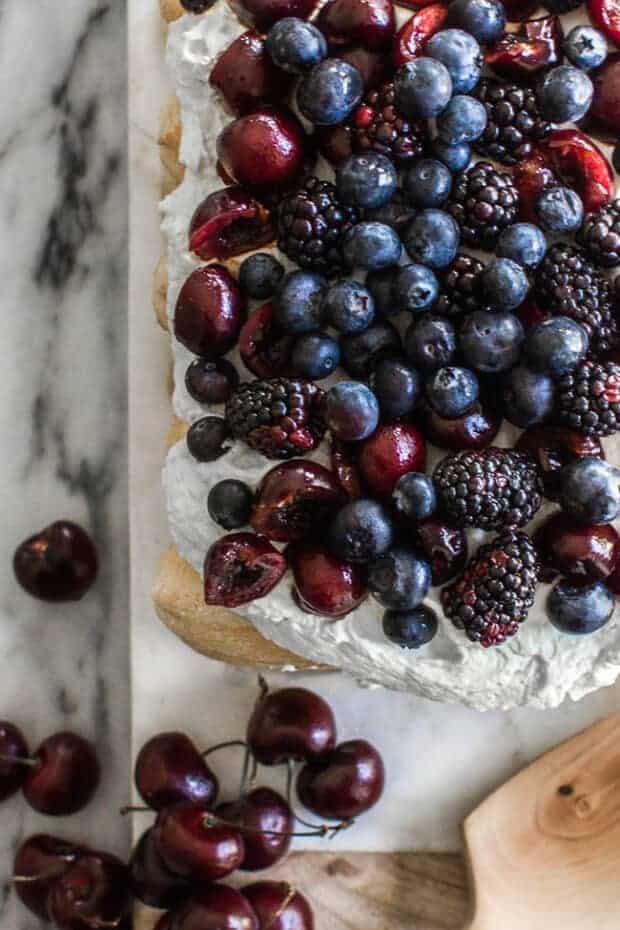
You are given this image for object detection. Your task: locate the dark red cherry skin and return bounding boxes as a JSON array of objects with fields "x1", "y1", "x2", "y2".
[
  {"x1": 188, "y1": 187, "x2": 275, "y2": 262},
  {"x1": 587, "y1": 0, "x2": 620, "y2": 57},
  {"x1": 588, "y1": 54, "x2": 620, "y2": 139},
  {"x1": 134, "y1": 731, "x2": 219, "y2": 811},
  {"x1": 608, "y1": 560, "x2": 620, "y2": 596},
  {"x1": 333, "y1": 45, "x2": 391, "y2": 90},
  {"x1": 516, "y1": 298, "x2": 549, "y2": 330},
  {"x1": 47, "y1": 851, "x2": 131, "y2": 930},
  {"x1": 315, "y1": 123, "x2": 355, "y2": 167},
  {"x1": 392, "y1": 4, "x2": 448, "y2": 68},
  {"x1": 174, "y1": 265, "x2": 243, "y2": 358},
  {"x1": 513, "y1": 152, "x2": 558, "y2": 224},
  {"x1": 251, "y1": 460, "x2": 346, "y2": 543},
  {"x1": 317, "y1": 0, "x2": 395, "y2": 51},
  {"x1": 247, "y1": 687, "x2": 337, "y2": 765},
  {"x1": 516, "y1": 426, "x2": 605, "y2": 501},
  {"x1": 540, "y1": 129, "x2": 614, "y2": 215},
  {"x1": 154, "y1": 915, "x2": 175, "y2": 930},
  {"x1": 216, "y1": 787, "x2": 293, "y2": 871},
  {"x1": 420, "y1": 399, "x2": 502, "y2": 452},
  {"x1": 174, "y1": 884, "x2": 260, "y2": 930},
  {"x1": 413, "y1": 519, "x2": 468, "y2": 586},
  {"x1": 357, "y1": 423, "x2": 426, "y2": 499},
  {"x1": 239, "y1": 303, "x2": 294, "y2": 379},
  {"x1": 243, "y1": 882, "x2": 314, "y2": 930},
  {"x1": 503, "y1": 0, "x2": 539, "y2": 19},
  {"x1": 0, "y1": 721, "x2": 29, "y2": 801},
  {"x1": 288, "y1": 541, "x2": 368, "y2": 617},
  {"x1": 330, "y1": 438, "x2": 364, "y2": 498},
  {"x1": 297, "y1": 739, "x2": 385, "y2": 820},
  {"x1": 229, "y1": 0, "x2": 317, "y2": 31},
  {"x1": 22, "y1": 732, "x2": 100, "y2": 816},
  {"x1": 204, "y1": 532, "x2": 288, "y2": 608},
  {"x1": 534, "y1": 514, "x2": 620, "y2": 585},
  {"x1": 13, "y1": 521, "x2": 98, "y2": 602},
  {"x1": 13, "y1": 835, "x2": 86, "y2": 920},
  {"x1": 130, "y1": 829, "x2": 192, "y2": 911},
  {"x1": 210, "y1": 31, "x2": 293, "y2": 116},
  {"x1": 153, "y1": 802, "x2": 246, "y2": 883},
  {"x1": 486, "y1": 15, "x2": 563, "y2": 82}
]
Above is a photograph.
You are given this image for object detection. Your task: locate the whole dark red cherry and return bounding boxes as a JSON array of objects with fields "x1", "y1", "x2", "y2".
[
  {"x1": 317, "y1": 0, "x2": 395, "y2": 51},
  {"x1": 333, "y1": 45, "x2": 391, "y2": 90},
  {"x1": 540, "y1": 129, "x2": 614, "y2": 215},
  {"x1": 420, "y1": 399, "x2": 502, "y2": 452},
  {"x1": 174, "y1": 884, "x2": 260, "y2": 930},
  {"x1": 330, "y1": 438, "x2": 363, "y2": 498},
  {"x1": 315, "y1": 124, "x2": 354, "y2": 167},
  {"x1": 413, "y1": 519, "x2": 468, "y2": 586},
  {"x1": 247, "y1": 686, "x2": 337, "y2": 765},
  {"x1": 251, "y1": 460, "x2": 346, "y2": 543},
  {"x1": 392, "y1": 4, "x2": 448, "y2": 68},
  {"x1": 0, "y1": 721, "x2": 29, "y2": 801},
  {"x1": 239, "y1": 303, "x2": 294, "y2": 379},
  {"x1": 185, "y1": 357, "x2": 239, "y2": 406},
  {"x1": 130, "y1": 828, "x2": 191, "y2": 911},
  {"x1": 243, "y1": 882, "x2": 314, "y2": 930},
  {"x1": 153, "y1": 802, "x2": 246, "y2": 883},
  {"x1": 204, "y1": 532, "x2": 288, "y2": 608},
  {"x1": 13, "y1": 834, "x2": 85, "y2": 920},
  {"x1": 533, "y1": 514, "x2": 620, "y2": 585},
  {"x1": 588, "y1": 53, "x2": 620, "y2": 138},
  {"x1": 288, "y1": 541, "x2": 368, "y2": 617},
  {"x1": 188, "y1": 187, "x2": 275, "y2": 262},
  {"x1": 47, "y1": 851, "x2": 131, "y2": 930},
  {"x1": 229, "y1": 0, "x2": 317, "y2": 31},
  {"x1": 216, "y1": 786, "x2": 293, "y2": 871},
  {"x1": 516, "y1": 298, "x2": 549, "y2": 330},
  {"x1": 486, "y1": 15, "x2": 563, "y2": 81},
  {"x1": 13, "y1": 520, "x2": 98, "y2": 603},
  {"x1": 210, "y1": 31, "x2": 293, "y2": 116},
  {"x1": 513, "y1": 152, "x2": 558, "y2": 223},
  {"x1": 516, "y1": 426, "x2": 605, "y2": 501},
  {"x1": 134, "y1": 731, "x2": 219, "y2": 811},
  {"x1": 22, "y1": 732, "x2": 100, "y2": 816},
  {"x1": 297, "y1": 739, "x2": 385, "y2": 820},
  {"x1": 174, "y1": 265, "x2": 243, "y2": 359},
  {"x1": 357, "y1": 423, "x2": 426, "y2": 499}
]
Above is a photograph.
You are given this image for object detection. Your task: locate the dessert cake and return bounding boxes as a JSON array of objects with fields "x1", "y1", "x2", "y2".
[{"x1": 153, "y1": 0, "x2": 620, "y2": 709}]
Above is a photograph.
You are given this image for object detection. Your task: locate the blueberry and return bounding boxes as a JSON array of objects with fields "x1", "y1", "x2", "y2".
[
  {"x1": 496, "y1": 223, "x2": 547, "y2": 270},
  {"x1": 563, "y1": 25, "x2": 607, "y2": 71},
  {"x1": 425, "y1": 28, "x2": 483, "y2": 93},
  {"x1": 297, "y1": 58, "x2": 363, "y2": 126},
  {"x1": 186, "y1": 416, "x2": 231, "y2": 462},
  {"x1": 382, "y1": 605, "x2": 438, "y2": 649},
  {"x1": 460, "y1": 309, "x2": 524, "y2": 373},
  {"x1": 337, "y1": 152, "x2": 398, "y2": 210},
  {"x1": 324, "y1": 279, "x2": 375, "y2": 333},
  {"x1": 501, "y1": 365, "x2": 554, "y2": 428},
  {"x1": 437, "y1": 94, "x2": 488, "y2": 145},
  {"x1": 447, "y1": 0, "x2": 506, "y2": 45},
  {"x1": 325, "y1": 381, "x2": 380, "y2": 441},
  {"x1": 366, "y1": 268, "x2": 398, "y2": 316},
  {"x1": 537, "y1": 65, "x2": 594, "y2": 123},
  {"x1": 265, "y1": 17, "x2": 327, "y2": 74},
  {"x1": 524, "y1": 316, "x2": 588, "y2": 377},
  {"x1": 614, "y1": 141, "x2": 620, "y2": 174},
  {"x1": 393, "y1": 263, "x2": 440, "y2": 314},
  {"x1": 559, "y1": 457, "x2": 620, "y2": 525},
  {"x1": 340, "y1": 320, "x2": 402, "y2": 378},
  {"x1": 426, "y1": 365, "x2": 479, "y2": 418},
  {"x1": 273, "y1": 270, "x2": 327, "y2": 333},
  {"x1": 329, "y1": 499, "x2": 394, "y2": 563},
  {"x1": 535, "y1": 186, "x2": 583, "y2": 234},
  {"x1": 547, "y1": 580, "x2": 615, "y2": 635},
  {"x1": 404, "y1": 314, "x2": 456, "y2": 371},
  {"x1": 392, "y1": 472, "x2": 437, "y2": 523},
  {"x1": 291, "y1": 331, "x2": 341, "y2": 379},
  {"x1": 208, "y1": 479, "x2": 253, "y2": 529},
  {"x1": 369, "y1": 548, "x2": 432, "y2": 609},
  {"x1": 402, "y1": 158, "x2": 453, "y2": 208},
  {"x1": 369, "y1": 357, "x2": 421, "y2": 419},
  {"x1": 432, "y1": 139, "x2": 472, "y2": 172},
  {"x1": 402, "y1": 209, "x2": 460, "y2": 270},
  {"x1": 238, "y1": 253, "x2": 285, "y2": 300},
  {"x1": 185, "y1": 357, "x2": 239, "y2": 404},
  {"x1": 343, "y1": 222, "x2": 402, "y2": 271},
  {"x1": 481, "y1": 258, "x2": 530, "y2": 311},
  {"x1": 394, "y1": 58, "x2": 453, "y2": 120}
]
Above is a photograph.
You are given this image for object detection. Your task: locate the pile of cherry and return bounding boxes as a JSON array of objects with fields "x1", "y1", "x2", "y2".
[{"x1": 6, "y1": 682, "x2": 384, "y2": 929}]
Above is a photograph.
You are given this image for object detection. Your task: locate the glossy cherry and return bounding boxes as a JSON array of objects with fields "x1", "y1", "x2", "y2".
[
  {"x1": 297, "y1": 739, "x2": 385, "y2": 820},
  {"x1": 204, "y1": 532, "x2": 288, "y2": 608},
  {"x1": 516, "y1": 426, "x2": 605, "y2": 501},
  {"x1": 317, "y1": 0, "x2": 395, "y2": 51},
  {"x1": 174, "y1": 265, "x2": 243, "y2": 359},
  {"x1": 0, "y1": 721, "x2": 29, "y2": 801},
  {"x1": 188, "y1": 188, "x2": 275, "y2": 262},
  {"x1": 413, "y1": 519, "x2": 468, "y2": 586},
  {"x1": 333, "y1": 46, "x2": 391, "y2": 90},
  {"x1": 210, "y1": 31, "x2": 292, "y2": 116},
  {"x1": 47, "y1": 850, "x2": 131, "y2": 930},
  {"x1": 589, "y1": 53, "x2": 620, "y2": 138},
  {"x1": 330, "y1": 438, "x2": 363, "y2": 498},
  {"x1": 134, "y1": 731, "x2": 219, "y2": 811},
  {"x1": 174, "y1": 884, "x2": 260, "y2": 930},
  {"x1": 534, "y1": 513, "x2": 620, "y2": 585},
  {"x1": 486, "y1": 15, "x2": 563, "y2": 81},
  {"x1": 251, "y1": 460, "x2": 346, "y2": 543},
  {"x1": 239, "y1": 303, "x2": 294, "y2": 379},
  {"x1": 513, "y1": 152, "x2": 558, "y2": 224},
  {"x1": 419, "y1": 399, "x2": 501, "y2": 452},
  {"x1": 22, "y1": 732, "x2": 100, "y2": 816},
  {"x1": 130, "y1": 828, "x2": 191, "y2": 911},
  {"x1": 392, "y1": 4, "x2": 448, "y2": 68},
  {"x1": 540, "y1": 129, "x2": 614, "y2": 215},
  {"x1": 13, "y1": 521, "x2": 98, "y2": 602},
  {"x1": 153, "y1": 802, "x2": 246, "y2": 883},
  {"x1": 315, "y1": 124, "x2": 355, "y2": 167},
  {"x1": 289, "y1": 540, "x2": 368, "y2": 617},
  {"x1": 13, "y1": 834, "x2": 85, "y2": 920},
  {"x1": 216, "y1": 787, "x2": 293, "y2": 871},
  {"x1": 587, "y1": 0, "x2": 620, "y2": 48},
  {"x1": 357, "y1": 423, "x2": 426, "y2": 499},
  {"x1": 229, "y1": 0, "x2": 317, "y2": 31},
  {"x1": 247, "y1": 686, "x2": 337, "y2": 765},
  {"x1": 243, "y1": 881, "x2": 314, "y2": 930}
]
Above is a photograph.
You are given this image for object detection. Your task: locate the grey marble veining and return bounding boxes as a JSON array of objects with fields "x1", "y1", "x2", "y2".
[{"x1": 0, "y1": 0, "x2": 129, "y2": 924}]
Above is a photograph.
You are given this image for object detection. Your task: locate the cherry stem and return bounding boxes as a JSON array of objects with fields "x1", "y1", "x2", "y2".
[
  {"x1": 0, "y1": 753, "x2": 37, "y2": 768},
  {"x1": 203, "y1": 812, "x2": 352, "y2": 839},
  {"x1": 257, "y1": 674, "x2": 269, "y2": 701},
  {"x1": 202, "y1": 740, "x2": 247, "y2": 758},
  {"x1": 13, "y1": 862, "x2": 74, "y2": 884},
  {"x1": 265, "y1": 883, "x2": 297, "y2": 930},
  {"x1": 119, "y1": 805, "x2": 150, "y2": 816},
  {"x1": 284, "y1": 758, "x2": 353, "y2": 837}
]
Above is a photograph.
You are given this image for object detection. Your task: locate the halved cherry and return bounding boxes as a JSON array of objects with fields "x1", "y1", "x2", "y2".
[
  {"x1": 210, "y1": 31, "x2": 293, "y2": 116},
  {"x1": 588, "y1": 53, "x2": 620, "y2": 138},
  {"x1": 540, "y1": 129, "x2": 614, "y2": 214},
  {"x1": 288, "y1": 541, "x2": 368, "y2": 617},
  {"x1": 317, "y1": 0, "x2": 396, "y2": 51},
  {"x1": 587, "y1": 0, "x2": 620, "y2": 49},
  {"x1": 239, "y1": 303, "x2": 294, "y2": 379},
  {"x1": 315, "y1": 124, "x2": 354, "y2": 166},
  {"x1": 534, "y1": 513, "x2": 620, "y2": 584},
  {"x1": 229, "y1": 0, "x2": 317, "y2": 30},
  {"x1": 486, "y1": 15, "x2": 563, "y2": 82},
  {"x1": 333, "y1": 45, "x2": 392, "y2": 89},
  {"x1": 204, "y1": 532, "x2": 288, "y2": 608},
  {"x1": 330, "y1": 438, "x2": 363, "y2": 498},
  {"x1": 189, "y1": 187, "x2": 275, "y2": 262},
  {"x1": 516, "y1": 425, "x2": 605, "y2": 501},
  {"x1": 513, "y1": 151, "x2": 558, "y2": 223},
  {"x1": 516, "y1": 298, "x2": 550, "y2": 330},
  {"x1": 392, "y1": 4, "x2": 448, "y2": 68},
  {"x1": 251, "y1": 460, "x2": 346, "y2": 543}
]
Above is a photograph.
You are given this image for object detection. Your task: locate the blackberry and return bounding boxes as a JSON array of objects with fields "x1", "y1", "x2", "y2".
[
  {"x1": 433, "y1": 447, "x2": 543, "y2": 531},
  {"x1": 577, "y1": 199, "x2": 620, "y2": 269},
  {"x1": 442, "y1": 531, "x2": 540, "y2": 648},
  {"x1": 352, "y1": 82, "x2": 427, "y2": 165},
  {"x1": 473, "y1": 79, "x2": 552, "y2": 166},
  {"x1": 436, "y1": 253, "x2": 486, "y2": 318},
  {"x1": 555, "y1": 360, "x2": 620, "y2": 438},
  {"x1": 447, "y1": 161, "x2": 519, "y2": 249},
  {"x1": 225, "y1": 378, "x2": 326, "y2": 459},
  {"x1": 534, "y1": 243, "x2": 618, "y2": 357},
  {"x1": 277, "y1": 177, "x2": 359, "y2": 276}
]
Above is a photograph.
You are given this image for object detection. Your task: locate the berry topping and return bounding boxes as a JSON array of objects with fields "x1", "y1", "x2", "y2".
[
  {"x1": 204, "y1": 532, "x2": 288, "y2": 607},
  {"x1": 448, "y1": 161, "x2": 519, "y2": 249},
  {"x1": 353, "y1": 83, "x2": 427, "y2": 165},
  {"x1": 289, "y1": 540, "x2": 368, "y2": 616},
  {"x1": 251, "y1": 459, "x2": 345, "y2": 542},
  {"x1": 174, "y1": 265, "x2": 243, "y2": 358},
  {"x1": 210, "y1": 31, "x2": 292, "y2": 115},
  {"x1": 473, "y1": 78, "x2": 552, "y2": 165},
  {"x1": 555, "y1": 360, "x2": 620, "y2": 437}
]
